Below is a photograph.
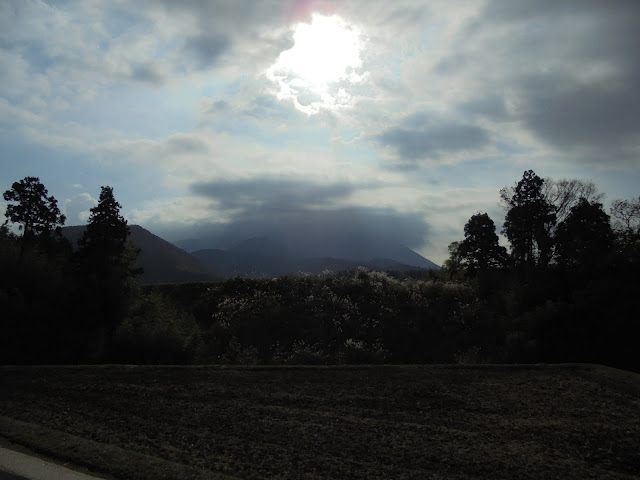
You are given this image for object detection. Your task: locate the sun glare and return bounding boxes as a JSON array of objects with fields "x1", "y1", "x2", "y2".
[{"x1": 267, "y1": 13, "x2": 366, "y2": 114}]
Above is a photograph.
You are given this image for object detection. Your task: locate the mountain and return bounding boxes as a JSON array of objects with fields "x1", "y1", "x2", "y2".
[
  {"x1": 375, "y1": 245, "x2": 440, "y2": 270},
  {"x1": 61, "y1": 225, "x2": 215, "y2": 283},
  {"x1": 191, "y1": 236, "x2": 439, "y2": 278},
  {"x1": 62, "y1": 226, "x2": 439, "y2": 281},
  {"x1": 228, "y1": 236, "x2": 291, "y2": 257}
]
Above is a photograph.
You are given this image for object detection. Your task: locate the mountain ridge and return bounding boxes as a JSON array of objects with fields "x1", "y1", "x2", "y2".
[
  {"x1": 190, "y1": 236, "x2": 440, "y2": 277},
  {"x1": 61, "y1": 226, "x2": 439, "y2": 282},
  {"x1": 61, "y1": 225, "x2": 216, "y2": 283}
]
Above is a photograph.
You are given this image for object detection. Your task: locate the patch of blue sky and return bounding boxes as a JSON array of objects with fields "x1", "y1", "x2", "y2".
[
  {"x1": 1, "y1": 133, "x2": 103, "y2": 200},
  {"x1": 582, "y1": 169, "x2": 640, "y2": 205}
]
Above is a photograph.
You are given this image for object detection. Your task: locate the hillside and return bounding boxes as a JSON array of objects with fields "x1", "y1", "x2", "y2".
[
  {"x1": 61, "y1": 227, "x2": 439, "y2": 281},
  {"x1": 61, "y1": 225, "x2": 215, "y2": 283},
  {"x1": 191, "y1": 236, "x2": 439, "y2": 278}
]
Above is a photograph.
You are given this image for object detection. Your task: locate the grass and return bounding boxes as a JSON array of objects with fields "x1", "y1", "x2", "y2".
[{"x1": 0, "y1": 364, "x2": 639, "y2": 479}]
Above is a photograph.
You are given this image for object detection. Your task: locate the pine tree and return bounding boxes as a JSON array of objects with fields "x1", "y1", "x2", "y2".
[
  {"x1": 459, "y1": 213, "x2": 508, "y2": 273},
  {"x1": 78, "y1": 186, "x2": 132, "y2": 277},
  {"x1": 77, "y1": 186, "x2": 140, "y2": 332}
]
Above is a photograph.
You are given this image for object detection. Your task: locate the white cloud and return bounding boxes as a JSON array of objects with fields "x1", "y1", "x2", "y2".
[{"x1": 63, "y1": 193, "x2": 97, "y2": 226}]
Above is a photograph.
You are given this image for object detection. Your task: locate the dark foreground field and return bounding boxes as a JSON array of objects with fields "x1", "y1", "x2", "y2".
[{"x1": 1, "y1": 365, "x2": 639, "y2": 480}]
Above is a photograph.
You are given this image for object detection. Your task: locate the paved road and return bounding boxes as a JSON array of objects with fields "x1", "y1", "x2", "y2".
[
  {"x1": 0, "y1": 447, "x2": 106, "y2": 480},
  {"x1": 0, "y1": 469, "x2": 29, "y2": 480}
]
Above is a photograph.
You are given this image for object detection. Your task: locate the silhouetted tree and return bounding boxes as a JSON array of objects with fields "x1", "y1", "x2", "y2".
[
  {"x1": 500, "y1": 177, "x2": 603, "y2": 224},
  {"x1": 3, "y1": 177, "x2": 66, "y2": 260},
  {"x1": 0, "y1": 224, "x2": 15, "y2": 242},
  {"x1": 555, "y1": 198, "x2": 613, "y2": 269},
  {"x1": 77, "y1": 186, "x2": 140, "y2": 333},
  {"x1": 610, "y1": 196, "x2": 640, "y2": 266},
  {"x1": 502, "y1": 170, "x2": 556, "y2": 268},
  {"x1": 442, "y1": 241, "x2": 464, "y2": 280},
  {"x1": 610, "y1": 197, "x2": 640, "y2": 233},
  {"x1": 78, "y1": 186, "x2": 137, "y2": 278},
  {"x1": 542, "y1": 178, "x2": 604, "y2": 224},
  {"x1": 458, "y1": 213, "x2": 508, "y2": 273}
]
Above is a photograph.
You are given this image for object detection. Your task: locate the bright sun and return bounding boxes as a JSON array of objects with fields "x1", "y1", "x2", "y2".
[{"x1": 267, "y1": 13, "x2": 366, "y2": 114}]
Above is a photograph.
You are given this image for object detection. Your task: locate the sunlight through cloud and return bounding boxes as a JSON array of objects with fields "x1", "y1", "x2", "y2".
[{"x1": 267, "y1": 13, "x2": 367, "y2": 114}]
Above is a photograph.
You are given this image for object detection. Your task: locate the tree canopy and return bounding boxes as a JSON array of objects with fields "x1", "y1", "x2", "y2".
[
  {"x1": 3, "y1": 176, "x2": 66, "y2": 239},
  {"x1": 610, "y1": 197, "x2": 640, "y2": 234},
  {"x1": 458, "y1": 213, "x2": 507, "y2": 273},
  {"x1": 554, "y1": 198, "x2": 613, "y2": 269},
  {"x1": 78, "y1": 186, "x2": 131, "y2": 274},
  {"x1": 502, "y1": 170, "x2": 556, "y2": 268}
]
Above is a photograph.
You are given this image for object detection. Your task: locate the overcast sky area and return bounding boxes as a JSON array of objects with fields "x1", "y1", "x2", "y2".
[{"x1": 1, "y1": 0, "x2": 639, "y2": 264}]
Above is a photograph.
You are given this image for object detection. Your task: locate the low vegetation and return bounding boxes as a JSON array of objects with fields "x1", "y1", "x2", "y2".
[{"x1": 1, "y1": 364, "x2": 639, "y2": 480}]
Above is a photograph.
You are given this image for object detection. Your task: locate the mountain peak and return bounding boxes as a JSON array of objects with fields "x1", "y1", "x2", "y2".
[{"x1": 61, "y1": 224, "x2": 215, "y2": 283}]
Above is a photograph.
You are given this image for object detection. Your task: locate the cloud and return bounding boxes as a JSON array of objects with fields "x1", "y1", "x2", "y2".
[
  {"x1": 63, "y1": 193, "x2": 97, "y2": 226},
  {"x1": 129, "y1": 63, "x2": 167, "y2": 86},
  {"x1": 178, "y1": 175, "x2": 432, "y2": 258},
  {"x1": 159, "y1": 204, "x2": 431, "y2": 261},
  {"x1": 182, "y1": 33, "x2": 230, "y2": 69},
  {"x1": 218, "y1": 207, "x2": 430, "y2": 259},
  {"x1": 375, "y1": 121, "x2": 491, "y2": 164},
  {"x1": 165, "y1": 134, "x2": 212, "y2": 155},
  {"x1": 431, "y1": 0, "x2": 640, "y2": 166},
  {"x1": 521, "y1": 76, "x2": 640, "y2": 155},
  {"x1": 190, "y1": 177, "x2": 356, "y2": 211},
  {"x1": 3, "y1": 0, "x2": 640, "y2": 266},
  {"x1": 151, "y1": 0, "x2": 294, "y2": 72}
]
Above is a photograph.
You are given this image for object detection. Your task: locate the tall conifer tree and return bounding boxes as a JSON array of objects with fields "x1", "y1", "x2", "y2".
[
  {"x1": 77, "y1": 186, "x2": 140, "y2": 332},
  {"x1": 78, "y1": 186, "x2": 130, "y2": 278},
  {"x1": 459, "y1": 213, "x2": 508, "y2": 273},
  {"x1": 502, "y1": 170, "x2": 556, "y2": 268}
]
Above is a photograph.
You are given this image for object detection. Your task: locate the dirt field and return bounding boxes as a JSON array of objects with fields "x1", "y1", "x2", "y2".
[{"x1": 1, "y1": 364, "x2": 638, "y2": 480}]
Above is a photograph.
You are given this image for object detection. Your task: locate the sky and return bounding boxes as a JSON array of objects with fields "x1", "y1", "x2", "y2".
[{"x1": 1, "y1": 0, "x2": 639, "y2": 264}]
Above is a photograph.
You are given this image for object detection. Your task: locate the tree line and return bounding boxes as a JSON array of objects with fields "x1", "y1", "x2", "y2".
[
  {"x1": 446, "y1": 170, "x2": 639, "y2": 276},
  {"x1": 1, "y1": 173, "x2": 638, "y2": 369},
  {"x1": 440, "y1": 170, "x2": 639, "y2": 370},
  {"x1": 1, "y1": 177, "x2": 141, "y2": 363}
]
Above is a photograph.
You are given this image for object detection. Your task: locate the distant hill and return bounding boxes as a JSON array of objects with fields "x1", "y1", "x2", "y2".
[
  {"x1": 61, "y1": 225, "x2": 215, "y2": 284},
  {"x1": 229, "y1": 236, "x2": 291, "y2": 257},
  {"x1": 61, "y1": 227, "x2": 439, "y2": 281},
  {"x1": 191, "y1": 236, "x2": 439, "y2": 278},
  {"x1": 379, "y1": 246, "x2": 440, "y2": 270}
]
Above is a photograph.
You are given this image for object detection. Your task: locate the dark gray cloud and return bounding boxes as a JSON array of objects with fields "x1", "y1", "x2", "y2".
[
  {"x1": 129, "y1": 63, "x2": 165, "y2": 85},
  {"x1": 190, "y1": 177, "x2": 356, "y2": 211},
  {"x1": 182, "y1": 33, "x2": 230, "y2": 69},
  {"x1": 152, "y1": 0, "x2": 293, "y2": 69},
  {"x1": 481, "y1": 0, "x2": 640, "y2": 26},
  {"x1": 460, "y1": 95, "x2": 509, "y2": 121},
  {"x1": 521, "y1": 74, "x2": 640, "y2": 151},
  {"x1": 216, "y1": 207, "x2": 430, "y2": 259},
  {"x1": 162, "y1": 206, "x2": 430, "y2": 260},
  {"x1": 450, "y1": 0, "x2": 640, "y2": 163},
  {"x1": 375, "y1": 122, "x2": 490, "y2": 161},
  {"x1": 166, "y1": 135, "x2": 211, "y2": 154},
  {"x1": 182, "y1": 176, "x2": 430, "y2": 259}
]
